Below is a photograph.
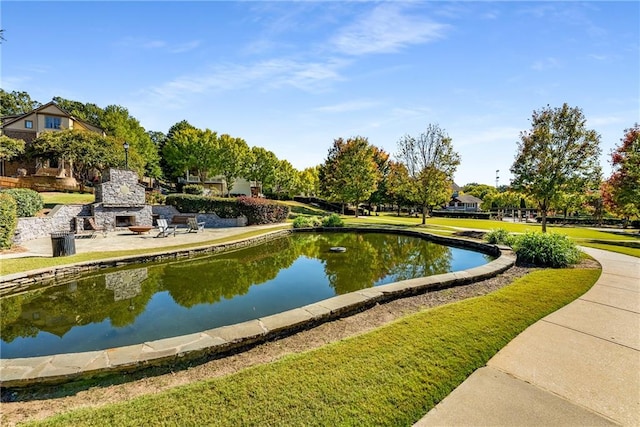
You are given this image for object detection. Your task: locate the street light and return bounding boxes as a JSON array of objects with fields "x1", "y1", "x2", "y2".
[
  {"x1": 123, "y1": 142, "x2": 129, "y2": 169},
  {"x1": 495, "y1": 169, "x2": 500, "y2": 188}
]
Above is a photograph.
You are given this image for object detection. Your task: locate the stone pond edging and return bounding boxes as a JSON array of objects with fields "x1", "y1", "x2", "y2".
[{"x1": 0, "y1": 228, "x2": 516, "y2": 388}]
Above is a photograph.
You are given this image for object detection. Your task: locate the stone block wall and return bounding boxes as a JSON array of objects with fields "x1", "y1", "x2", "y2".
[
  {"x1": 93, "y1": 204, "x2": 153, "y2": 230},
  {"x1": 13, "y1": 205, "x2": 86, "y2": 244},
  {"x1": 95, "y1": 169, "x2": 145, "y2": 206},
  {"x1": 152, "y1": 205, "x2": 247, "y2": 227}
]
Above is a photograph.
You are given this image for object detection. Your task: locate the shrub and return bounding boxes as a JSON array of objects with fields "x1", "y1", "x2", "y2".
[
  {"x1": 1, "y1": 188, "x2": 43, "y2": 217},
  {"x1": 485, "y1": 228, "x2": 515, "y2": 246},
  {"x1": 183, "y1": 184, "x2": 204, "y2": 195},
  {"x1": 146, "y1": 190, "x2": 166, "y2": 205},
  {"x1": 165, "y1": 194, "x2": 290, "y2": 225},
  {"x1": 292, "y1": 216, "x2": 322, "y2": 228},
  {"x1": 237, "y1": 196, "x2": 290, "y2": 225},
  {"x1": 322, "y1": 213, "x2": 344, "y2": 227},
  {"x1": 0, "y1": 193, "x2": 17, "y2": 249},
  {"x1": 166, "y1": 194, "x2": 240, "y2": 217},
  {"x1": 512, "y1": 231, "x2": 581, "y2": 268}
]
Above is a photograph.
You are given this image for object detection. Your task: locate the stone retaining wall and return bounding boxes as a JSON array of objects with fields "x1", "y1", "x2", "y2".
[
  {"x1": 152, "y1": 205, "x2": 247, "y2": 228},
  {"x1": 12, "y1": 204, "x2": 247, "y2": 245},
  {"x1": 0, "y1": 228, "x2": 516, "y2": 387},
  {"x1": 13, "y1": 205, "x2": 87, "y2": 244}
]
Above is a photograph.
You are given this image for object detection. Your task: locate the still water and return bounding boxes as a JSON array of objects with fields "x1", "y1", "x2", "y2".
[{"x1": 1, "y1": 232, "x2": 494, "y2": 358}]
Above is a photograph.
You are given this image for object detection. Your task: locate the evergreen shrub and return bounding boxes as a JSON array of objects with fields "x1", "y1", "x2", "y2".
[
  {"x1": 0, "y1": 193, "x2": 17, "y2": 249},
  {"x1": 485, "y1": 228, "x2": 515, "y2": 246},
  {"x1": 292, "y1": 216, "x2": 322, "y2": 228},
  {"x1": 165, "y1": 194, "x2": 290, "y2": 225},
  {"x1": 512, "y1": 231, "x2": 581, "y2": 268},
  {"x1": 183, "y1": 184, "x2": 204, "y2": 195},
  {"x1": 165, "y1": 194, "x2": 240, "y2": 217},
  {"x1": 1, "y1": 188, "x2": 43, "y2": 217},
  {"x1": 322, "y1": 213, "x2": 344, "y2": 227}
]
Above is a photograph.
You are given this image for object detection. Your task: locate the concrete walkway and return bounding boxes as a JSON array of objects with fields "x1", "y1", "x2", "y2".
[
  {"x1": 416, "y1": 247, "x2": 639, "y2": 426},
  {"x1": 0, "y1": 223, "x2": 287, "y2": 261}
]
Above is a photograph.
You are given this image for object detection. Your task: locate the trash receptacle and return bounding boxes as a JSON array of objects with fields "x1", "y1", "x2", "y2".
[{"x1": 51, "y1": 231, "x2": 76, "y2": 257}]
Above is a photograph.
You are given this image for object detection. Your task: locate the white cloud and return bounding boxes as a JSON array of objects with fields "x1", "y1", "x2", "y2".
[
  {"x1": 331, "y1": 3, "x2": 449, "y2": 56},
  {"x1": 169, "y1": 40, "x2": 202, "y2": 54},
  {"x1": 143, "y1": 57, "x2": 348, "y2": 104},
  {"x1": 531, "y1": 57, "x2": 562, "y2": 71},
  {"x1": 588, "y1": 53, "x2": 611, "y2": 61}
]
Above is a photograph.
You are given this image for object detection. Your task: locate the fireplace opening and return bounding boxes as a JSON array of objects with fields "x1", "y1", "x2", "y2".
[{"x1": 115, "y1": 216, "x2": 136, "y2": 227}]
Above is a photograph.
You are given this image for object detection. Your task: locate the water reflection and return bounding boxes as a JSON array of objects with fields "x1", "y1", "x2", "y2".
[{"x1": 0, "y1": 232, "x2": 492, "y2": 357}]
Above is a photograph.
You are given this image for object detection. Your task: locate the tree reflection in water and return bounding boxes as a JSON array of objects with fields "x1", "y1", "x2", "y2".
[{"x1": 0, "y1": 232, "x2": 491, "y2": 357}]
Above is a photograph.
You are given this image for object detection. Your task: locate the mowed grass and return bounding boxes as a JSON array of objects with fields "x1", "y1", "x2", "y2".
[
  {"x1": 345, "y1": 214, "x2": 640, "y2": 257},
  {"x1": 40, "y1": 192, "x2": 95, "y2": 207},
  {"x1": 30, "y1": 268, "x2": 600, "y2": 426}
]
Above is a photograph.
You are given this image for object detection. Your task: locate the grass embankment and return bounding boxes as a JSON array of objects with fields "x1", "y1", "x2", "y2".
[
  {"x1": 1, "y1": 226, "x2": 290, "y2": 276},
  {"x1": 345, "y1": 214, "x2": 640, "y2": 257},
  {"x1": 30, "y1": 268, "x2": 600, "y2": 426},
  {"x1": 40, "y1": 192, "x2": 94, "y2": 208}
]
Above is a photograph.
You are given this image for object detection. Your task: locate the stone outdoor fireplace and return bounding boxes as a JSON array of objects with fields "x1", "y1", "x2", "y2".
[{"x1": 92, "y1": 169, "x2": 152, "y2": 231}]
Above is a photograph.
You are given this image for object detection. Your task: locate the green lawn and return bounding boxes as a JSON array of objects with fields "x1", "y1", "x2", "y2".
[
  {"x1": 281, "y1": 200, "x2": 329, "y2": 216},
  {"x1": 40, "y1": 192, "x2": 95, "y2": 207},
  {"x1": 30, "y1": 268, "x2": 600, "y2": 426},
  {"x1": 344, "y1": 214, "x2": 640, "y2": 257}
]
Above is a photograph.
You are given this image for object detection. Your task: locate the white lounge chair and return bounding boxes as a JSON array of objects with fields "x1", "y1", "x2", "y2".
[
  {"x1": 187, "y1": 217, "x2": 205, "y2": 233},
  {"x1": 155, "y1": 218, "x2": 177, "y2": 238}
]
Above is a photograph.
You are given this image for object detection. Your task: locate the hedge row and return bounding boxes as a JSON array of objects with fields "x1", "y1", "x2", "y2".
[
  {"x1": 0, "y1": 193, "x2": 18, "y2": 249},
  {"x1": 0, "y1": 188, "x2": 43, "y2": 218},
  {"x1": 237, "y1": 196, "x2": 290, "y2": 225},
  {"x1": 165, "y1": 194, "x2": 290, "y2": 225},
  {"x1": 165, "y1": 194, "x2": 241, "y2": 218}
]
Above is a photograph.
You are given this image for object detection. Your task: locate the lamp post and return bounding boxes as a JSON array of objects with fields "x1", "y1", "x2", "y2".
[
  {"x1": 495, "y1": 169, "x2": 500, "y2": 188},
  {"x1": 123, "y1": 142, "x2": 129, "y2": 169}
]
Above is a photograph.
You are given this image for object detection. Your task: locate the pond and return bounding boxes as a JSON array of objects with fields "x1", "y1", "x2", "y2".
[{"x1": 0, "y1": 232, "x2": 494, "y2": 358}]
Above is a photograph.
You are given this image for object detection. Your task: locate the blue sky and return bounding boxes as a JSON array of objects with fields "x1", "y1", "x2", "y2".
[{"x1": 2, "y1": 1, "x2": 638, "y2": 186}]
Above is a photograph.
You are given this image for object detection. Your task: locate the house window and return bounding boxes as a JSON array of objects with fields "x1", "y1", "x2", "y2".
[
  {"x1": 45, "y1": 116, "x2": 61, "y2": 129},
  {"x1": 25, "y1": 120, "x2": 33, "y2": 129}
]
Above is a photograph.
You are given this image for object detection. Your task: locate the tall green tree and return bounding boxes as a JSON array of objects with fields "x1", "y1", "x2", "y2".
[
  {"x1": 461, "y1": 183, "x2": 497, "y2": 201},
  {"x1": 0, "y1": 135, "x2": 25, "y2": 161},
  {"x1": 162, "y1": 120, "x2": 197, "y2": 181},
  {"x1": 27, "y1": 129, "x2": 121, "y2": 181},
  {"x1": 52, "y1": 96, "x2": 103, "y2": 127},
  {"x1": 297, "y1": 166, "x2": 320, "y2": 197},
  {"x1": 396, "y1": 124, "x2": 460, "y2": 224},
  {"x1": 101, "y1": 104, "x2": 161, "y2": 178},
  {"x1": 272, "y1": 159, "x2": 300, "y2": 198},
  {"x1": 511, "y1": 103, "x2": 602, "y2": 232},
  {"x1": 0, "y1": 90, "x2": 40, "y2": 116},
  {"x1": 385, "y1": 161, "x2": 412, "y2": 216},
  {"x1": 50, "y1": 97, "x2": 162, "y2": 179},
  {"x1": 367, "y1": 147, "x2": 390, "y2": 212},
  {"x1": 603, "y1": 124, "x2": 640, "y2": 225},
  {"x1": 246, "y1": 146, "x2": 279, "y2": 195},
  {"x1": 215, "y1": 134, "x2": 251, "y2": 196},
  {"x1": 162, "y1": 128, "x2": 218, "y2": 184},
  {"x1": 319, "y1": 136, "x2": 381, "y2": 217}
]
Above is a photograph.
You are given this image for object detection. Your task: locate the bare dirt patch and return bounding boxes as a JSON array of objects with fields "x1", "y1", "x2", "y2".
[{"x1": 0, "y1": 265, "x2": 543, "y2": 425}]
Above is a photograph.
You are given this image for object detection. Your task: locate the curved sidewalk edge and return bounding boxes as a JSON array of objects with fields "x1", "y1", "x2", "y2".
[{"x1": 416, "y1": 247, "x2": 639, "y2": 426}]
